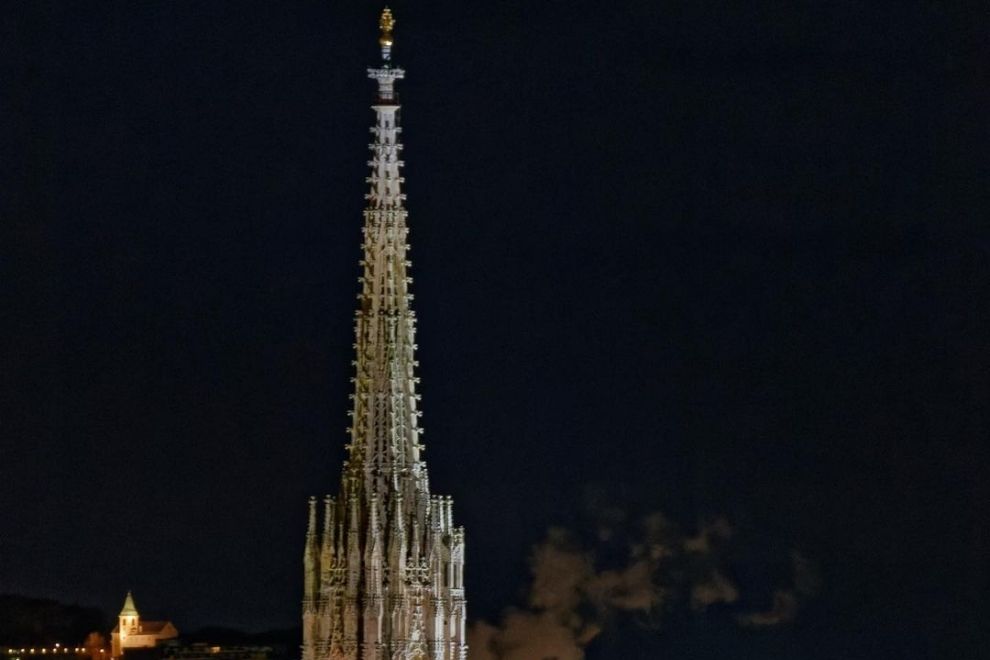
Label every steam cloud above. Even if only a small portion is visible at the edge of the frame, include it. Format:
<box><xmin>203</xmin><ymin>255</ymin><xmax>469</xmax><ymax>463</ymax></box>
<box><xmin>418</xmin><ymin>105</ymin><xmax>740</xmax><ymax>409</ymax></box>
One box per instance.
<box><xmin>470</xmin><ymin>511</ymin><xmax>817</xmax><ymax>659</ymax></box>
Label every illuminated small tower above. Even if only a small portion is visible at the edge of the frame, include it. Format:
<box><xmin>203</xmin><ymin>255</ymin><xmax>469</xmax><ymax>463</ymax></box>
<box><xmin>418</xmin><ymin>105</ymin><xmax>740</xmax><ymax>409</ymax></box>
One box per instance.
<box><xmin>110</xmin><ymin>591</ymin><xmax>177</xmax><ymax>659</ymax></box>
<box><xmin>118</xmin><ymin>591</ymin><xmax>139</xmax><ymax>640</ymax></box>
<box><xmin>302</xmin><ymin>8</ymin><xmax>468</xmax><ymax>660</ymax></box>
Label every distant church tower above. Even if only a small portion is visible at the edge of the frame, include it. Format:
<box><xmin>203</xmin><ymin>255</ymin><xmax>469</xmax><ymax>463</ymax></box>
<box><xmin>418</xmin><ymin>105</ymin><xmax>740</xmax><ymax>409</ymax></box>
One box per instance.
<box><xmin>118</xmin><ymin>591</ymin><xmax>139</xmax><ymax>639</ymax></box>
<box><xmin>302</xmin><ymin>8</ymin><xmax>467</xmax><ymax>660</ymax></box>
<box><xmin>110</xmin><ymin>591</ymin><xmax>178</xmax><ymax>659</ymax></box>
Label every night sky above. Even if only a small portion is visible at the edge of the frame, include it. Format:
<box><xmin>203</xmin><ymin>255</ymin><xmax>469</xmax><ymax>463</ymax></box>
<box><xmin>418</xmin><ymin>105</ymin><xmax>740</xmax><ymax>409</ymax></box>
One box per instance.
<box><xmin>3</xmin><ymin>1</ymin><xmax>988</xmax><ymax>658</ymax></box>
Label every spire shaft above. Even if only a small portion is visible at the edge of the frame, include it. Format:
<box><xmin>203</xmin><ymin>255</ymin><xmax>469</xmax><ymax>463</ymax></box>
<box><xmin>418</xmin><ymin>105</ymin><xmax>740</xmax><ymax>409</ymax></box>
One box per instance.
<box><xmin>349</xmin><ymin>17</ymin><xmax>411</xmax><ymax>486</ymax></box>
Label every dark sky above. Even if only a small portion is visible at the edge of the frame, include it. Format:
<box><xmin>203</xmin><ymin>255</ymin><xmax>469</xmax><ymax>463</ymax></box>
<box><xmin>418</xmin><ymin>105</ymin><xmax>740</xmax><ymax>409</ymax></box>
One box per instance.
<box><xmin>3</xmin><ymin>1</ymin><xmax>987</xmax><ymax>658</ymax></box>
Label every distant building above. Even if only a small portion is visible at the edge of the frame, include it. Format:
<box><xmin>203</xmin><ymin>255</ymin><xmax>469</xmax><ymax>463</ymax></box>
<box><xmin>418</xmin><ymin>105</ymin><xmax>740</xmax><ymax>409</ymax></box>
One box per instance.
<box><xmin>110</xmin><ymin>592</ymin><xmax>177</xmax><ymax>659</ymax></box>
<box><xmin>159</xmin><ymin>642</ymin><xmax>276</xmax><ymax>660</ymax></box>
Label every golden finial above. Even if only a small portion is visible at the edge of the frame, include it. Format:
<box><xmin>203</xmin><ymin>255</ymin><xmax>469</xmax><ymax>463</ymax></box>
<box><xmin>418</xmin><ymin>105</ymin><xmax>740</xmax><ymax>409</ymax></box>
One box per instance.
<box><xmin>379</xmin><ymin>7</ymin><xmax>395</xmax><ymax>49</ymax></box>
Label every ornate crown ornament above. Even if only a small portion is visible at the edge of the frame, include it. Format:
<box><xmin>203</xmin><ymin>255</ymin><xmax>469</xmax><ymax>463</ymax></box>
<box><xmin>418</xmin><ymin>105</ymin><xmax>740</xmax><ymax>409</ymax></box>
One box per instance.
<box><xmin>379</xmin><ymin>7</ymin><xmax>395</xmax><ymax>48</ymax></box>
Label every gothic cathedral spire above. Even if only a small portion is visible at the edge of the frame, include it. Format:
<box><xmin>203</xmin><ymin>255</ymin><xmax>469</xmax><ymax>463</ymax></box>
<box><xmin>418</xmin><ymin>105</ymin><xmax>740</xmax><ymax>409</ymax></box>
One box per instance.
<box><xmin>303</xmin><ymin>9</ymin><xmax>468</xmax><ymax>660</ymax></box>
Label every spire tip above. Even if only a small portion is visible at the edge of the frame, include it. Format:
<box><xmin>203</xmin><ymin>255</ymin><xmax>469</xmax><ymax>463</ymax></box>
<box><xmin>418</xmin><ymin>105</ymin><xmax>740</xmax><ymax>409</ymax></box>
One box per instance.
<box><xmin>379</xmin><ymin>7</ymin><xmax>395</xmax><ymax>61</ymax></box>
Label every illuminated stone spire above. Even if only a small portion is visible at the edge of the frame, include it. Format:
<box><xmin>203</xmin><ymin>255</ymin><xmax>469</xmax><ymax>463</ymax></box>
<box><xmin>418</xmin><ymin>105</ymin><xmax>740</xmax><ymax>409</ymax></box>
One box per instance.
<box><xmin>347</xmin><ymin>4</ymin><xmax>417</xmax><ymax>488</ymax></box>
<box><xmin>304</xmin><ymin>9</ymin><xmax>468</xmax><ymax>660</ymax></box>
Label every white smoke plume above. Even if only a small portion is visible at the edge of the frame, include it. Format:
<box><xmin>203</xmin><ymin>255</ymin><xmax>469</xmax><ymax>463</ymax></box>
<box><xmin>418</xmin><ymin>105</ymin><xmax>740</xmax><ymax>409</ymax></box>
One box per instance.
<box><xmin>469</xmin><ymin>514</ymin><xmax>732</xmax><ymax>659</ymax></box>
<box><xmin>470</xmin><ymin>511</ymin><xmax>817</xmax><ymax>660</ymax></box>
